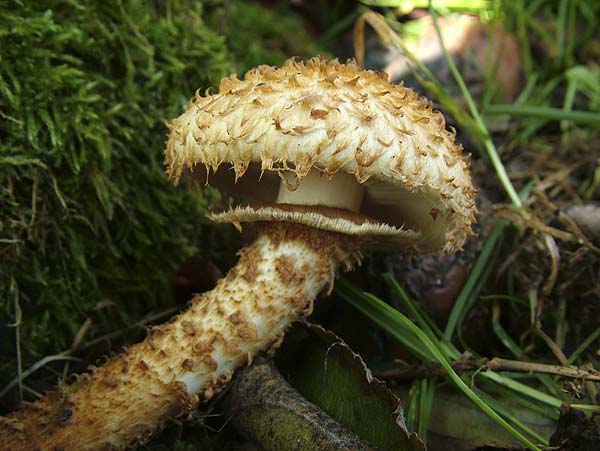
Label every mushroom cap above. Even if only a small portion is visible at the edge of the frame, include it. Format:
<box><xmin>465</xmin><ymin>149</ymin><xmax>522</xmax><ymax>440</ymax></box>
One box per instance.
<box><xmin>166</xmin><ymin>57</ymin><xmax>477</xmax><ymax>253</ymax></box>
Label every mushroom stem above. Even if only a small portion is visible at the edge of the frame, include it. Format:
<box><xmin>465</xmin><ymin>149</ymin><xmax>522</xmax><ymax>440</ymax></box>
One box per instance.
<box><xmin>276</xmin><ymin>169</ymin><xmax>365</xmax><ymax>212</ymax></box>
<box><xmin>0</xmin><ymin>222</ymin><xmax>361</xmax><ymax>450</ymax></box>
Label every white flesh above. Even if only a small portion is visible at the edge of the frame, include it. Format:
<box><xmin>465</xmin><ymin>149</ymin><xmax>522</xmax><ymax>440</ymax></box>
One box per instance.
<box><xmin>276</xmin><ymin>169</ymin><xmax>364</xmax><ymax>212</ymax></box>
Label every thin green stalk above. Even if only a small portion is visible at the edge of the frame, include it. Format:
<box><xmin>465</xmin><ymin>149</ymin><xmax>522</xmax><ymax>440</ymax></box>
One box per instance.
<box><xmin>336</xmin><ymin>282</ymin><xmax>433</xmax><ymax>362</ymax></box>
<box><xmin>516</xmin><ymin>0</ymin><xmax>533</xmax><ymax>77</ymax></box>
<box><xmin>566</xmin><ymin>326</ymin><xmax>600</xmax><ymax>365</ymax></box>
<box><xmin>429</xmin><ymin>5</ymin><xmax>522</xmax><ymax>207</ymax></box>
<box><xmin>492</xmin><ymin>302</ymin><xmax>523</xmax><ymax>357</ymax></box>
<box><xmin>481</xmin><ymin>380</ymin><xmax>559</xmax><ymax>421</ymax></box>
<box><xmin>406</xmin><ymin>381</ymin><xmax>420</xmax><ymax>431</ymax></box>
<box><xmin>384</xmin><ymin>275</ymin><xmax>445</xmax><ymax>341</ymax></box>
<box><xmin>0</xmin><ymin>353</ymin><xmax>81</xmax><ymax>400</ymax></box>
<box><xmin>337</xmin><ymin>282</ymin><xmax>542</xmax><ymax>450</ymax></box>
<box><xmin>402</xmin><ymin>312</ymin><xmax>541</xmax><ymax>449</ymax></box>
<box><xmin>556</xmin><ymin>0</ymin><xmax>568</xmax><ymax>65</ymax></box>
<box><xmin>491</xmin><ymin>302</ymin><xmax>561</xmax><ymax>398</ymax></box>
<box><xmin>480</xmin><ymin>372</ymin><xmax>561</xmax><ymax>409</ymax></box>
<box><xmin>455</xmin><ymin>249</ymin><xmax>498</xmax><ymax>348</ymax></box>
<box><xmin>481</xmin><ymin>294</ymin><xmax>529</xmax><ymax>307</ymax></box>
<box><xmin>523</xmin><ymin>9</ymin><xmax>554</xmax><ymax>51</ymax></box>
<box><xmin>384</xmin><ymin>274</ymin><xmax>459</xmax><ymax>359</ymax></box>
<box><xmin>513</xmin><ymin>73</ymin><xmax>539</xmax><ymax>105</ymax></box>
<box><xmin>418</xmin><ymin>378</ymin><xmax>436</xmax><ymax>441</ymax></box>
<box><xmin>474</xmin><ymin>386</ymin><xmax>551</xmax><ymax>444</ymax></box>
<box><xmin>565</xmin><ymin>0</ymin><xmax>577</xmax><ymax>67</ymax></box>
<box><xmin>444</xmin><ymin>220</ymin><xmax>507</xmax><ymax>340</ymax></box>
<box><xmin>571</xmin><ymin>404</ymin><xmax>600</xmax><ymax>412</ymax></box>
<box><xmin>485</xmin><ymin>104</ymin><xmax>600</xmax><ymax>125</ymax></box>
<box><xmin>10</xmin><ymin>278</ymin><xmax>23</xmax><ymax>402</ymax></box>
<box><xmin>317</xmin><ymin>9</ymin><xmax>361</xmax><ymax>46</ymax></box>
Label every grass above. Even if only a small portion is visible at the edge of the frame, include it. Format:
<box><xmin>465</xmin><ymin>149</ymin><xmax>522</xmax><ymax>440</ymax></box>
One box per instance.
<box><xmin>336</xmin><ymin>279</ymin><xmax>544</xmax><ymax>450</ymax></box>
<box><xmin>444</xmin><ymin>220</ymin><xmax>510</xmax><ymax>340</ymax></box>
<box><xmin>354</xmin><ymin>9</ymin><xmax>523</xmax><ymax>207</ymax></box>
<box><xmin>342</xmin><ymin>0</ymin><xmax>600</xmax><ymax>447</ymax></box>
<box><xmin>336</xmin><ymin>265</ymin><xmax>599</xmax><ymax>447</ymax></box>
<box><xmin>484</xmin><ymin>104</ymin><xmax>600</xmax><ymax>125</ymax></box>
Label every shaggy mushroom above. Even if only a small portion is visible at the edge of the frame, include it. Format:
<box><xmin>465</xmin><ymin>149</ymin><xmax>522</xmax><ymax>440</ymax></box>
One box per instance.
<box><xmin>0</xmin><ymin>57</ymin><xmax>476</xmax><ymax>450</ymax></box>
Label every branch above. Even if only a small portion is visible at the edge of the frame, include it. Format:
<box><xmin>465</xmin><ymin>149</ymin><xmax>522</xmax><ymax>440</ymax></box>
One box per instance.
<box><xmin>375</xmin><ymin>355</ymin><xmax>600</xmax><ymax>382</ymax></box>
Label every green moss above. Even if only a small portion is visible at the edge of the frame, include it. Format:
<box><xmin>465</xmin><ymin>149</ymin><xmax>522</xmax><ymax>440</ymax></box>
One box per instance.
<box><xmin>0</xmin><ymin>1</ymin><xmax>233</xmax><ymax>371</ymax></box>
<box><xmin>210</xmin><ymin>0</ymin><xmax>320</xmax><ymax>72</ymax></box>
<box><xmin>0</xmin><ymin>0</ymin><xmax>318</xmax><ymax>397</ymax></box>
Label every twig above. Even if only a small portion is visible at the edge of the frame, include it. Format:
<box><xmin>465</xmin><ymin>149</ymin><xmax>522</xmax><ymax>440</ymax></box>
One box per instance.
<box><xmin>9</xmin><ymin>278</ymin><xmax>23</xmax><ymax>402</ymax></box>
<box><xmin>494</xmin><ymin>205</ymin><xmax>580</xmax><ymax>243</ymax></box>
<box><xmin>0</xmin><ymin>353</ymin><xmax>80</xmax><ymax>400</ymax></box>
<box><xmin>375</xmin><ymin>355</ymin><xmax>600</xmax><ymax>383</ymax></box>
<box><xmin>487</xmin><ymin>358</ymin><xmax>598</xmax><ymax>380</ymax></box>
<box><xmin>78</xmin><ymin>306</ymin><xmax>180</xmax><ymax>352</ymax></box>
<box><xmin>534</xmin><ymin>327</ymin><xmax>569</xmax><ymax>366</ymax></box>
<box><xmin>0</xmin><ymin>307</ymin><xmax>179</xmax><ymax>401</ymax></box>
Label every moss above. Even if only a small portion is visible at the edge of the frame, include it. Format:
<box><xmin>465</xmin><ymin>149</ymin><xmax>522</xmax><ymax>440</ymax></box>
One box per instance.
<box><xmin>0</xmin><ymin>0</ymin><xmax>318</xmax><ymax>403</ymax></box>
<box><xmin>209</xmin><ymin>0</ymin><xmax>320</xmax><ymax>72</ymax></box>
<box><xmin>0</xmin><ymin>0</ymin><xmax>231</xmax><ymax>370</ymax></box>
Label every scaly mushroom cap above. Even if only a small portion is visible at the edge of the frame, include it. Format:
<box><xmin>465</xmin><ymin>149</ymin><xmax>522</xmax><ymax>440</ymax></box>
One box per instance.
<box><xmin>166</xmin><ymin>57</ymin><xmax>477</xmax><ymax>253</ymax></box>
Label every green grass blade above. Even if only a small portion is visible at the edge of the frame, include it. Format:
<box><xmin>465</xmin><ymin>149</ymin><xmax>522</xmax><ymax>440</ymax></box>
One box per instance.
<box><xmin>428</xmin><ymin>5</ymin><xmax>523</xmax><ymax>207</ymax></box>
<box><xmin>480</xmin><ymin>379</ymin><xmax>559</xmax><ymax>421</ymax></box>
<box><xmin>337</xmin><ymin>281</ymin><xmax>542</xmax><ymax>450</ymax></box>
<box><xmin>445</xmin><ymin>182</ymin><xmax>534</xmax><ymax>342</ymax></box>
<box><xmin>491</xmin><ymin>302</ymin><xmax>562</xmax><ymax>398</ymax></box>
<box><xmin>418</xmin><ymin>378</ymin><xmax>436</xmax><ymax>441</ymax></box>
<box><xmin>516</xmin><ymin>0</ymin><xmax>533</xmax><ymax>77</ymax></box>
<box><xmin>485</xmin><ymin>104</ymin><xmax>600</xmax><ymax>124</ymax></box>
<box><xmin>571</xmin><ymin>404</ymin><xmax>600</xmax><ymax>413</ymax></box>
<box><xmin>317</xmin><ymin>9</ymin><xmax>362</xmax><ymax>47</ymax></box>
<box><xmin>474</xmin><ymin>387</ymin><xmax>551</xmax><ymax>444</ymax></box>
<box><xmin>444</xmin><ymin>220</ymin><xmax>508</xmax><ymax>340</ymax></box>
<box><xmin>480</xmin><ymin>372</ymin><xmax>561</xmax><ymax>409</ymax></box>
<box><xmin>492</xmin><ymin>302</ymin><xmax>523</xmax><ymax>357</ymax></box>
<box><xmin>405</xmin><ymin>381</ymin><xmax>420</xmax><ymax>431</ymax></box>
<box><xmin>566</xmin><ymin>326</ymin><xmax>600</xmax><ymax>365</ymax></box>
<box><xmin>481</xmin><ymin>294</ymin><xmax>529</xmax><ymax>307</ymax></box>
<box><xmin>556</xmin><ymin>0</ymin><xmax>568</xmax><ymax>65</ymax></box>
<box><xmin>336</xmin><ymin>280</ymin><xmax>433</xmax><ymax>362</ymax></box>
<box><xmin>383</xmin><ymin>273</ymin><xmax>460</xmax><ymax>359</ymax></box>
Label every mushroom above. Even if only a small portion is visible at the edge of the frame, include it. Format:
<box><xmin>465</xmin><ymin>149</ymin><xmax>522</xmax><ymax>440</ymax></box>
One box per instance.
<box><xmin>0</xmin><ymin>57</ymin><xmax>476</xmax><ymax>450</ymax></box>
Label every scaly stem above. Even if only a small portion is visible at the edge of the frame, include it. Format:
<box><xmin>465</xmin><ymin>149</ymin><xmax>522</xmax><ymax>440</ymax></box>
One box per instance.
<box><xmin>0</xmin><ymin>223</ymin><xmax>360</xmax><ymax>450</ymax></box>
